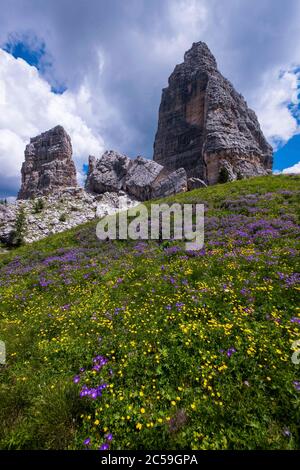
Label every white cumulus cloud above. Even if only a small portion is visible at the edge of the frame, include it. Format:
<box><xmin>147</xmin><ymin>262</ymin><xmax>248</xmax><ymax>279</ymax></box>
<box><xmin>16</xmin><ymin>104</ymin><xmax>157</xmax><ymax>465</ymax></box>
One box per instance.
<box><xmin>0</xmin><ymin>49</ymin><xmax>105</xmax><ymax>195</ymax></box>
<box><xmin>282</xmin><ymin>161</ymin><xmax>300</xmax><ymax>174</ymax></box>
<box><xmin>252</xmin><ymin>67</ymin><xmax>300</xmax><ymax>149</ymax></box>
<box><xmin>151</xmin><ymin>0</ymin><xmax>208</xmax><ymax>63</ymax></box>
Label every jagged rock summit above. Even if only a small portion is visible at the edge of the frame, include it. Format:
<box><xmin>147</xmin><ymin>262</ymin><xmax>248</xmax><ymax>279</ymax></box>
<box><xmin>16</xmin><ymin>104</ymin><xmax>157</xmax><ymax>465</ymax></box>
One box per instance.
<box><xmin>153</xmin><ymin>41</ymin><xmax>273</xmax><ymax>184</ymax></box>
<box><xmin>18</xmin><ymin>125</ymin><xmax>78</xmax><ymax>199</ymax></box>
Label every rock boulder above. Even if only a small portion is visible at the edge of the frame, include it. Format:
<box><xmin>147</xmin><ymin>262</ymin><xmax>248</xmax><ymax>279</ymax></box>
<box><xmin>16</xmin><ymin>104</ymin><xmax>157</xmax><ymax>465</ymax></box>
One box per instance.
<box><xmin>152</xmin><ymin>168</ymin><xmax>187</xmax><ymax>199</ymax></box>
<box><xmin>86</xmin><ymin>151</ymin><xmax>187</xmax><ymax>200</ymax></box>
<box><xmin>85</xmin><ymin>150</ymin><xmax>130</xmax><ymax>194</ymax></box>
<box><xmin>125</xmin><ymin>157</ymin><xmax>164</xmax><ymax>200</ymax></box>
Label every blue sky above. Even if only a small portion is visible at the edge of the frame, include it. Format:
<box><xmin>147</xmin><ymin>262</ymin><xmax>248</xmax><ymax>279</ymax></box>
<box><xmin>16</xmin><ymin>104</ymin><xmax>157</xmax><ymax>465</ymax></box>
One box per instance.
<box><xmin>3</xmin><ymin>34</ymin><xmax>67</xmax><ymax>94</ymax></box>
<box><xmin>274</xmin><ymin>135</ymin><xmax>300</xmax><ymax>171</ymax></box>
<box><xmin>0</xmin><ymin>0</ymin><xmax>299</xmax><ymax>197</ymax></box>
<box><xmin>4</xmin><ymin>38</ymin><xmax>45</xmax><ymax>69</ymax></box>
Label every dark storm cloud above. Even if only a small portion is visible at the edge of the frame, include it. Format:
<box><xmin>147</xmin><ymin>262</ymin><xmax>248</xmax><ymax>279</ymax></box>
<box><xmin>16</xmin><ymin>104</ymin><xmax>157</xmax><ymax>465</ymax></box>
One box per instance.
<box><xmin>0</xmin><ymin>174</ymin><xmax>20</xmax><ymax>198</ymax></box>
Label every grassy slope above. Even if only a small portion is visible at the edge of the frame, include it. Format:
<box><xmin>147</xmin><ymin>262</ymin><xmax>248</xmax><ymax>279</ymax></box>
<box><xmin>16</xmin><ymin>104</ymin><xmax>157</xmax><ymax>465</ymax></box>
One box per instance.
<box><xmin>0</xmin><ymin>175</ymin><xmax>299</xmax><ymax>450</ymax></box>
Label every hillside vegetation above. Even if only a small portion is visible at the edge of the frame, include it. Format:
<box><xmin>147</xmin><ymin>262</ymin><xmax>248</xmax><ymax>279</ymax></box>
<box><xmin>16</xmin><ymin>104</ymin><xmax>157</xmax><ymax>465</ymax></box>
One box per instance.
<box><xmin>0</xmin><ymin>175</ymin><xmax>299</xmax><ymax>450</ymax></box>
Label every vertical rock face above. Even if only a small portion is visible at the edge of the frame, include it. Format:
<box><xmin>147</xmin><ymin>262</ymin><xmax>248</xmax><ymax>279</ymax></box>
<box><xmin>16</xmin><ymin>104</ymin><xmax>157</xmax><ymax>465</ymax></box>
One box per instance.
<box><xmin>18</xmin><ymin>125</ymin><xmax>77</xmax><ymax>199</ymax></box>
<box><xmin>124</xmin><ymin>156</ymin><xmax>165</xmax><ymax>200</ymax></box>
<box><xmin>85</xmin><ymin>150</ymin><xmax>131</xmax><ymax>194</ymax></box>
<box><xmin>153</xmin><ymin>42</ymin><xmax>273</xmax><ymax>184</ymax></box>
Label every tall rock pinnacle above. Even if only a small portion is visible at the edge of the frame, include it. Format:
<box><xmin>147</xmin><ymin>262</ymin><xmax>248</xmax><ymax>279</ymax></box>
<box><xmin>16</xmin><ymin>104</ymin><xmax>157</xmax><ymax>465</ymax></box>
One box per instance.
<box><xmin>153</xmin><ymin>42</ymin><xmax>273</xmax><ymax>184</ymax></box>
<box><xmin>18</xmin><ymin>125</ymin><xmax>78</xmax><ymax>199</ymax></box>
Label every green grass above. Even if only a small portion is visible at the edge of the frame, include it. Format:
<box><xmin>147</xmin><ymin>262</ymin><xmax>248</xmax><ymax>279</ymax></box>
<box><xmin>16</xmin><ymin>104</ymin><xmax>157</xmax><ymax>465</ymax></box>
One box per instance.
<box><xmin>0</xmin><ymin>174</ymin><xmax>299</xmax><ymax>450</ymax></box>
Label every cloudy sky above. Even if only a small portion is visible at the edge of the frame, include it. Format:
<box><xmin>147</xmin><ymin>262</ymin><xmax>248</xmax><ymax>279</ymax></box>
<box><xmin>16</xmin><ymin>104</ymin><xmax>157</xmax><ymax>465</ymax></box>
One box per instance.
<box><xmin>0</xmin><ymin>0</ymin><xmax>299</xmax><ymax>197</ymax></box>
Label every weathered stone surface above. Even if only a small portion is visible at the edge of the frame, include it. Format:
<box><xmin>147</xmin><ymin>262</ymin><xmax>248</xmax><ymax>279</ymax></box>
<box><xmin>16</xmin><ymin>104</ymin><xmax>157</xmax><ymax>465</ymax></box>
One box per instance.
<box><xmin>152</xmin><ymin>168</ymin><xmax>187</xmax><ymax>199</ymax></box>
<box><xmin>0</xmin><ymin>204</ymin><xmax>15</xmax><ymax>245</ymax></box>
<box><xmin>187</xmin><ymin>177</ymin><xmax>207</xmax><ymax>191</ymax></box>
<box><xmin>153</xmin><ymin>42</ymin><xmax>273</xmax><ymax>184</ymax></box>
<box><xmin>95</xmin><ymin>191</ymin><xmax>139</xmax><ymax>218</ymax></box>
<box><xmin>85</xmin><ymin>150</ymin><xmax>130</xmax><ymax>194</ymax></box>
<box><xmin>125</xmin><ymin>156</ymin><xmax>164</xmax><ymax>200</ymax></box>
<box><xmin>18</xmin><ymin>125</ymin><xmax>77</xmax><ymax>199</ymax></box>
<box><xmin>87</xmin><ymin>155</ymin><xmax>97</xmax><ymax>175</ymax></box>
<box><xmin>86</xmin><ymin>151</ymin><xmax>187</xmax><ymax>200</ymax></box>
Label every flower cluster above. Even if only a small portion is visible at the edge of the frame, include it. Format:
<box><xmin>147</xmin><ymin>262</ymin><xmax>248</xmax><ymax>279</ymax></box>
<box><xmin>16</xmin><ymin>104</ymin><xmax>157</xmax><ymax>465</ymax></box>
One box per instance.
<box><xmin>80</xmin><ymin>383</ymin><xmax>108</xmax><ymax>399</ymax></box>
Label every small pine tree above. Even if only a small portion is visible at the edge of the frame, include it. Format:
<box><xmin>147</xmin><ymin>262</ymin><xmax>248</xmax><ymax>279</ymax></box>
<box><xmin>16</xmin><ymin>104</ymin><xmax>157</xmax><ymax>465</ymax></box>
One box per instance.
<box><xmin>10</xmin><ymin>207</ymin><xmax>27</xmax><ymax>247</ymax></box>
<box><xmin>33</xmin><ymin>198</ymin><xmax>45</xmax><ymax>213</ymax></box>
<box><xmin>218</xmin><ymin>166</ymin><xmax>230</xmax><ymax>184</ymax></box>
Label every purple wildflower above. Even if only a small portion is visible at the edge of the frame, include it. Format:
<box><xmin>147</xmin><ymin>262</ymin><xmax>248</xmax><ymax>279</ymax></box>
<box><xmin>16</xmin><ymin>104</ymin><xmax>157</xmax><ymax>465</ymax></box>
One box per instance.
<box><xmin>293</xmin><ymin>381</ymin><xmax>300</xmax><ymax>392</ymax></box>
<box><xmin>99</xmin><ymin>443</ymin><xmax>109</xmax><ymax>450</ymax></box>
<box><xmin>80</xmin><ymin>383</ymin><xmax>108</xmax><ymax>399</ymax></box>
<box><xmin>92</xmin><ymin>355</ymin><xmax>108</xmax><ymax>371</ymax></box>
<box><xmin>61</xmin><ymin>304</ymin><xmax>70</xmax><ymax>310</ymax></box>
<box><xmin>176</xmin><ymin>302</ymin><xmax>184</xmax><ymax>311</ymax></box>
<box><xmin>226</xmin><ymin>347</ymin><xmax>237</xmax><ymax>357</ymax></box>
<box><xmin>282</xmin><ymin>428</ymin><xmax>291</xmax><ymax>437</ymax></box>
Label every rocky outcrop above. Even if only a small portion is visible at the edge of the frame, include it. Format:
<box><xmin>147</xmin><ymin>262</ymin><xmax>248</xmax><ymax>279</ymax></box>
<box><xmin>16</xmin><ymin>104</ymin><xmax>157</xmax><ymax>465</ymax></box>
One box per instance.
<box><xmin>86</xmin><ymin>151</ymin><xmax>130</xmax><ymax>194</ymax></box>
<box><xmin>0</xmin><ymin>189</ymin><xmax>139</xmax><ymax>245</ymax></box>
<box><xmin>18</xmin><ymin>125</ymin><xmax>77</xmax><ymax>199</ymax></box>
<box><xmin>2</xmin><ymin>125</ymin><xmax>189</xmax><ymax>245</ymax></box>
<box><xmin>95</xmin><ymin>191</ymin><xmax>139</xmax><ymax>218</ymax></box>
<box><xmin>124</xmin><ymin>157</ymin><xmax>164</xmax><ymax>200</ymax></box>
<box><xmin>153</xmin><ymin>42</ymin><xmax>273</xmax><ymax>184</ymax></box>
<box><xmin>86</xmin><ymin>151</ymin><xmax>187</xmax><ymax>200</ymax></box>
<box><xmin>151</xmin><ymin>168</ymin><xmax>187</xmax><ymax>199</ymax></box>
<box><xmin>0</xmin><ymin>204</ymin><xmax>16</xmax><ymax>245</ymax></box>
